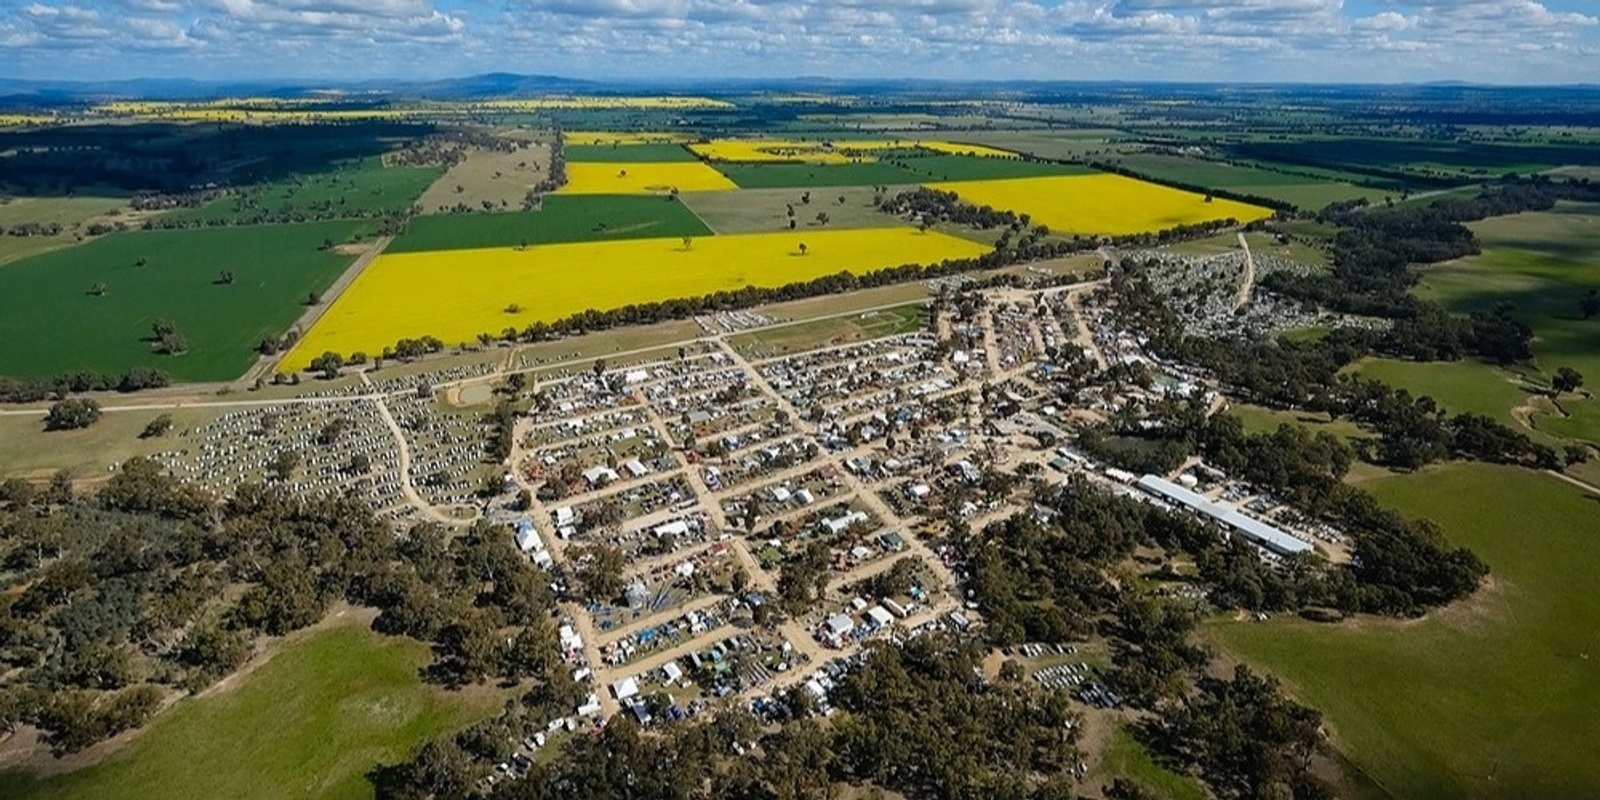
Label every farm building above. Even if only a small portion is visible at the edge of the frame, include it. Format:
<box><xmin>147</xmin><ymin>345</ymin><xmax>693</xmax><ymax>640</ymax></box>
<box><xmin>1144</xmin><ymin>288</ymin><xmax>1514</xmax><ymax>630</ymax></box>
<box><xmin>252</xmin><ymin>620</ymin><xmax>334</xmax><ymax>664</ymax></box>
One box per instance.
<box><xmin>1135</xmin><ymin>474</ymin><xmax>1312</xmax><ymax>556</ymax></box>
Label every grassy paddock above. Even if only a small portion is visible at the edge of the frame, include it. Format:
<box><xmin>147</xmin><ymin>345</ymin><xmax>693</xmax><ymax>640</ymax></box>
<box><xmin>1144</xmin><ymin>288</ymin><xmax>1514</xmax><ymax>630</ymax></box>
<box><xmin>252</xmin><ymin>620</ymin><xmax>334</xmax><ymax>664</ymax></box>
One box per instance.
<box><xmin>678</xmin><ymin>185</ymin><xmax>912</xmax><ymax>235</ymax></box>
<box><xmin>169</xmin><ymin>158</ymin><xmax>441</xmax><ymax>224</ymax></box>
<box><xmin>0</xmin><ymin>221</ymin><xmax>370</xmax><ymax>381</ymax></box>
<box><xmin>390</xmin><ymin>194</ymin><xmax>712</xmax><ymax>252</ymax></box>
<box><xmin>1211</xmin><ymin>463</ymin><xmax>1600</xmax><ymax>799</ymax></box>
<box><xmin>0</xmin><ymin>407</ymin><xmax>221</xmax><ymax>482</ymax></box>
<box><xmin>0</xmin><ymin>616</ymin><xmax>499</xmax><ymax>800</ymax></box>
<box><xmin>727</xmin><ymin>303</ymin><xmax>926</xmax><ymax>359</ymax></box>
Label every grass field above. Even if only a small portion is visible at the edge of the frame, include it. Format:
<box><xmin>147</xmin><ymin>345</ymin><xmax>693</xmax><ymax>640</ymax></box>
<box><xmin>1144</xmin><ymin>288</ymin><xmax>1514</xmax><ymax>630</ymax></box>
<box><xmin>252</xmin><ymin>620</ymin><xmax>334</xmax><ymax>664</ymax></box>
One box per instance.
<box><xmin>1112</xmin><ymin>153</ymin><xmax>1387</xmax><ymax>210</ymax></box>
<box><xmin>1165</xmin><ymin>229</ymin><xmax>1330</xmax><ymax>265</ymax></box>
<box><xmin>390</xmin><ymin>195</ymin><xmax>711</xmax><ymax>252</ymax></box>
<box><xmin>563</xmin><ymin>143</ymin><xmax>697</xmax><ymax>163</ymax></box>
<box><xmin>0</xmin><ymin>616</ymin><xmax>499</xmax><ymax>800</ymax></box>
<box><xmin>1092</xmin><ymin>723</ymin><xmax>1208</xmax><ymax>800</ymax></box>
<box><xmin>0</xmin><ymin>196</ymin><xmax>136</xmax><ymax>265</ymax></box>
<box><xmin>559</xmin><ymin>162</ymin><xmax>738</xmax><ymax>194</ymax></box>
<box><xmin>563</xmin><ymin>131</ymin><xmax>696</xmax><ymax>146</ymax></box>
<box><xmin>1229</xmin><ymin>403</ymin><xmax>1368</xmax><ymax>442</ymax></box>
<box><xmin>727</xmin><ymin>303</ymin><xmax>926</xmax><ymax>359</ymax></box>
<box><xmin>0</xmin><ymin>407</ymin><xmax>221</xmax><ymax>481</ymax></box>
<box><xmin>678</xmin><ymin>185</ymin><xmax>911</xmax><ymax>234</ymax></box>
<box><xmin>1236</xmin><ymin>137</ymin><xmax>1600</xmax><ymax>179</ymax></box>
<box><xmin>713</xmin><ymin>161</ymin><xmax>930</xmax><ymax>189</ymax></box>
<box><xmin>414</xmin><ymin>143</ymin><xmax>551</xmax><ymax>214</ymax></box>
<box><xmin>1352</xmin><ymin>358</ymin><xmax>1538</xmax><ymax>427</ymax></box>
<box><xmin>0</xmin><ymin>221</ymin><xmax>369</xmax><ymax>381</ymax></box>
<box><xmin>169</xmin><ymin>158</ymin><xmax>442</xmax><ymax>224</ymax></box>
<box><xmin>283</xmin><ymin>227</ymin><xmax>989</xmax><ymax>370</ymax></box>
<box><xmin>929</xmin><ymin>174</ymin><xmax>1274</xmax><ymax>236</ymax></box>
<box><xmin>1212</xmin><ymin>464</ymin><xmax>1600</xmax><ymax>799</ymax></box>
<box><xmin>1410</xmin><ymin>203</ymin><xmax>1600</xmax><ymax>443</ymax></box>
<box><xmin>688</xmin><ymin>138</ymin><xmax>1017</xmax><ymax>164</ymax></box>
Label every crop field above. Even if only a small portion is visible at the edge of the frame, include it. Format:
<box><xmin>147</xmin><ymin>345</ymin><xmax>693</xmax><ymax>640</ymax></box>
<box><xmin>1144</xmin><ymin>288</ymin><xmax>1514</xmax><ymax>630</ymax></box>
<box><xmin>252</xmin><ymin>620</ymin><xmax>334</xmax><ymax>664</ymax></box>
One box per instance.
<box><xmin>563</xmin><ymin>131</ymin><xmax>696</xmax><ymax>145</ymax></box>
<box><xmin>414</xmin><ymin>142</ymin><xmax>552</xmax><ymax>213</ymax></box>
<box><xmin>391</xmin><ymin>194</ymin><xmax>712</xmax><ymax>252</ymax></box>
<box><xmin>564</xmin><ymin>143</ymin><xmax>697</xmax><ymax>162</ymax></box>
<box><xmin>283</xmin><ymin>227</ymin><xmax>989</xmax><ymax>369</ymax></box>
<box><xmin>1234</xmin><ymin>137</ymin><xmax>1600</xmax><ymax>179</ymax></box>
<box><xmin>0</xmin><ymin>221</ymin><xmax>368</xmax><ymax>381</ymax></box>
<box><xmin>559</xmin><ymin>161</ymin><xmax>738</xmax><ymax>194</ymax></box>
<box><xmin>713</xmin><ymin>161</ymin><xmax>931</xmax><ymax>189</ymax></box>
<box><xmin>1111</xmin><ymin>153</ymin><xmax>1388</xmax><ymax>209</ymax></box>
<box><xmin>928</xmin><ymin>174</ymin><xmax>1275</xmax><ymax>235</ymax></box>
<box><xmin>0</xmin><ymin>619</ymin><xmax>499</xmax><ymax>800</ymax></box>
<box><xmin>1212</xmin><ymin>464</ymin><xmax>1600</xmax><ymax>799</ymax></box>
<box><xmin>1411</xmin><ymin>203</ymin><xmax>1600</xmax><ymax>442</ymax></box>
<box><xmin>678</xmin><ymin>185</ymin><xmax>911</xmax><ymax>234</ymax></box>
<box><xmin>688</xmin><ymin>138</ymin><xmax>1017</xmax><ymax>163</ymax></box>
<box><xmin>169</xmin><ymin>158</ymin><xmax>442</xmax><ymax>224</ymax></box>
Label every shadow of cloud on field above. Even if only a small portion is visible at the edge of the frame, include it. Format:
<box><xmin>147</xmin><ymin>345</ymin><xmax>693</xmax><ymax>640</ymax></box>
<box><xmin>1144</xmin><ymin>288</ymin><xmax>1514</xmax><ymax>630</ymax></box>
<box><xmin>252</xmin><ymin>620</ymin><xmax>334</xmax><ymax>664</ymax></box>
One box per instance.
<box><xmin>0</xmin><ymin>120</ymin><xmax>439</xmax><ymax>198</ymax></box>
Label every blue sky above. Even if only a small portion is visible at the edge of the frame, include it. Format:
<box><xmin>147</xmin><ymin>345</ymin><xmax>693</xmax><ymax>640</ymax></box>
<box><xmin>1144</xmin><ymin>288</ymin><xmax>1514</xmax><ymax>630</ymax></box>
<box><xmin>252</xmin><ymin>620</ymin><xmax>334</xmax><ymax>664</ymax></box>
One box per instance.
<box><xmin>2</xmin><ymin>0</ymin><xmax>1597</xmax><ymax>84</ymax></box>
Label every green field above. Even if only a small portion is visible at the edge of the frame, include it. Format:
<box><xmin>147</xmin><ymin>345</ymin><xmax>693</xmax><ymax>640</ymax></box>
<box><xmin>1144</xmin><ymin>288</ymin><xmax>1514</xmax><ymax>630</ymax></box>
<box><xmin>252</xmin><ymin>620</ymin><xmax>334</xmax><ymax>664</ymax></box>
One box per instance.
<box><xmin>1234</xmin><ymin>138</ymin><xmax>1600</xmax><ymax>180</ymax></box>
<box><xmin>713</xmin><ymin>161</ymin><xmax>930</xmax><ymax>189</ymax></box>
<box><xmin>1093</xmin><ymin>723</ymin><xmax>1208</xmax><ymax>800</ymax></box>
<box><xmin>727</xmin><ymin>303</ymin><xmax>926</xmax><ymax>358</ymax></box>
<box><xmin>0</xmin><ymin>221</ymin><xmax>368</xmax><ymax>381</ymax></box>
<box><xmin>1112</xmin><ymin>153</ymin><xmax>1387</xmax><ymax>210</ymax></box>
<box><xmin>679</xmin><ymin>185</ymin><xmax>911</xmax><ymax>234</ymax></box>
<box><xmin>1353</xmin><ymin>358</ymin><xmax>1537</xmax><ymax>425</ymax></box>
<box><xmin>168</xmin><ymin>158</ymin><xmax>442</xmax><ymax>224</ymax></box>
<box><xmin>563</xmin><ymin>143</ymin><xmax>697</xmax><ymax>162</ymax></box>
<box><xmin>1411</xmin><ymin>202</ymin><xmax>1600</xmax><ymax>442</ymax></box>
<box><xmin>889</xmin><ymin>154</ymin><xmax>1096</xmax><ymax>183</ymax></box>
<box><xmin>0</xmin><ymin>196</ymin><xmax>133</xmax><ymax>265</ymax></box>
<box><xmin>1212</xmin><ymin>464</ymin><xmax>1600</xmax><ymax>799</ymax></box>
<box><xmin>0</xmin><ymin>619</ymin><xmax>498</xmax><ymax>800</ymax></box>
<box><xmin>389</xmin><ymin>194</ymin><xmax>713</xmax><ymax>252</ymax></box>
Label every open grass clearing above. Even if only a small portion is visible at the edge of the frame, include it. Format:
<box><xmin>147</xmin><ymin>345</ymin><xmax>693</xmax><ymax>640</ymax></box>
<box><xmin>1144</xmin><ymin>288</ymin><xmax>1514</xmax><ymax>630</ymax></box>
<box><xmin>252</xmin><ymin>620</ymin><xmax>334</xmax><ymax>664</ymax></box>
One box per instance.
<box><xmin>559</xmin><ymin>161</ymin><xmax>738</xmax><ymax>194</ymax></box>
<box><xmin>1211</xmin><ymin>463</ymin><xmax>1600</xmax><ymax>800</ymax></box>
<box><xmin>678</xmin><ymin>185</ymin><xmax>911</xmax><ymax>234</ymax></box>
<box><xmin>1350</xmin><ymin>357</ymin><xmax>1542</xmax><ymax>430</ymax></box>
<box><xmin>0</xmin><ymin>407</ymin><xmax>221</xmax><ymax>482</ymax></box>
<box><xmin>0</xmin><ymin>221</ymin><xmax>371</xmax><ymax>381</ymax></box>
<box><xmin>1411</xmin><ymin>202</ymin><xmax>1600</xmax><ymax>443</ymax></box>
<box><xmin>1164</xmin><ymin>229</ymin><xmax>1330</xmax><ymax>265</ymax></box>
<box><xmin>0</xmin><ymin>613</ymin><xmax>500</xmax><ymax>800</ymax></box>
<box><xmin>0</xmin><ymin>196</ymin><xmax>145</xmax><ymax>266</ymax></box>
<box><xmin>390</xmin><ymin>194</ymin><xmax>711</xmax><ymax>252</ymax></box>
<box><xmin>727</xmin><ymin>303</ymin><xmax>926</xmax><ymax>359</ymax></box>
<box><xmin>929</xmin><ymin>174</ymin><xmax>1274</xmax><ymax>236</ymax></box>
<box><xmin>414</xmin><ymin>142</ymin><xmax>551</xmax><ymax>214</ymax></box>
<box><xmin>1229</xmin><ymin>403</ymin><xmax>1369</xmax><ymax>443</ymax></box>
<box><xmin>1088</xmin><ymin>721</ymin><xmax>1209</xmax><ymax>800</ymax></box>
<box><xmin>1111</xmin><ymin>152</ymin><xmax>1388</xmax><ymax>210</ymax></box>
<box><xmin>283</xmin><ymin>227</ymin><xmax>989</xmax><ymax>370</ymax></box>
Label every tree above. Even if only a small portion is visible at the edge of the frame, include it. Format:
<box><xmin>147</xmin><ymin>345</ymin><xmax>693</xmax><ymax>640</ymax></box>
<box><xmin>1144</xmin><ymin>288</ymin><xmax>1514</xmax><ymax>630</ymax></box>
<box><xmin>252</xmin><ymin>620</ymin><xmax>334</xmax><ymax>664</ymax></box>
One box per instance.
<box><xmin>157</xmin><ymin>331</ymin><xmax>188</xmax><ymax>355</ymax></box>
<box><xmin>88</xmin><ymin>281</ymin><xmax>108</xmax><ymax>296</ymax></box>
<box><xmin>0</xmin><ymin>477</ymin><xmax>36</xmax><ymax>507</ymax></box>
<box><xmin>1580</xmin><ymin>289</ymin><xmax>1599</xmax><ymax>320</ymax></box>
<box><xmin>270</xmin><ymin>450</ymin><xmax>301</xmax><ymax>482</ymax></box>
<box><xmin>1552</xmin><ymin>366</ymin><xmax>1584</xmax><ymax>396</ymax></box>
<box><xmin>45</xmin><ymin>398</ymin><xmax>101</xmax><ymax>431</ymax></box>
<box><xmin>798</xmin><ymin>242</ymin><xmax>808</xmax><ymax>256</ymax></box>
<box><xmin>816</xmin><ymin>212</ymin><xmax>830</xmax><ymax>226</ymax></box>
<box><xmin>217</xmin><ymin>270</ymin><xmax>236</xmax><ymax>285</ymax></box>
<box><xmin>141</xmin><ymin>413</ymin><xmax>174</xmax><ymax>439</ymax></box>
<box><xmin>682</xmin><ymin>236</ymin><xmax>693</xmax><ymax>250</ymax></box>
<box><xmin>574</xmin><ymin>544</ymin><xmax>625</xmax><ymax>601</ymax></box>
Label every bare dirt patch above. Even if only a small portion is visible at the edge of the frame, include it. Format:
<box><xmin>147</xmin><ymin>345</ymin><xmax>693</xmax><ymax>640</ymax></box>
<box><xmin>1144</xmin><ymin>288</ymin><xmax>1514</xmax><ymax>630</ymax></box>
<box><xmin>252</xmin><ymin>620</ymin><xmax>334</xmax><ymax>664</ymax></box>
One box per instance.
<box><xmin>417</xmin><ymin>142</ymin><xmax>553</xmax><ymax>214</ymax></box>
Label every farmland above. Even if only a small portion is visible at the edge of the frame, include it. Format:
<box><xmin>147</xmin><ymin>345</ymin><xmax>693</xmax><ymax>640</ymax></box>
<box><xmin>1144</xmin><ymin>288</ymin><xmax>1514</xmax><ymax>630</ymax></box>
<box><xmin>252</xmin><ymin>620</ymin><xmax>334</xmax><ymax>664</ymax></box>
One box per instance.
<box><xmin>282</xmin><ymin>227</ymin><xmax>988</xmax><ymax>369</ymax></box>
<box><xmin>390</xmin><ymin>194</ymin><xmax>711</xmax><ymax>252</ymax></box>
<box><xmin>678</xmin><ymin>185</ymin><xmax>911</xmax><ymax>234</ymax></box>
<box><xmin>687</xmin><ymin>138</ymin><xmax>1018</xmax><ymax>163</ymax></box>
<box><xmin>929</xmin><ymin>174</ymin><xmax>1274</xmax><ymax>235</ymax></box>
<box><xmin>0</xmin><ymin>196</ymin><xmax>136</xmax><ymax>265</ymax></box>
<box><xmin>1212</xmin><ymin>464</ymin><xmax>1600</xmax><ymax>800</ymax></box>
<box><xmin>168</xmin><ymin>158</ymin><xmax>442</xmax><ymax>224</ymax></box>
<box><xmin>714</xmin><ymin>154</ymin><xmax>1087</xmax><ymax>190</ymax></box>
<box><xmin>563</xmin><ymin>143</ymin><xmax>698</xmax><ymax>162</ymax></box>
<box><xmin>0</xmin><ymin>221</ymin><xmax>368</xmax><ymax>381</ymax></box>
<box><xmin>559</xmin><ymin>162</ymin><xmax>739</xmax><ymax>194</ymax></box>
<box><xmin>1110</xmin><ymin>152</ymin><xmax>1390</xmax><ymax>210</ymax></box>
<box><xmin>413</xmin><ymin>141</ymin><xmax>552</xmax><ymax>214</ymax></box>
<box><xmin>0</xmin><ymin>618</ymin><xmax>500</xmax><ymax>800</ymax></box>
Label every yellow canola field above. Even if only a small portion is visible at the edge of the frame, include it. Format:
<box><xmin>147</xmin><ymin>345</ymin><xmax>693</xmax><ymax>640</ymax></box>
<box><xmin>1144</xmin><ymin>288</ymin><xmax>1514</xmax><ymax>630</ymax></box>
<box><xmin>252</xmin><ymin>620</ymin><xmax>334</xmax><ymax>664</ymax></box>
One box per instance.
<box><xmin>282</xmin><ymin>227</ymin><xmax>989</xmax><ymax>370</ymax></box>
<box><xmin>689</xmin><ymin>138</ymin><xmax>1017</xmax><ymax>163</ymax></box>
<box><xmin>559</xmin><ymin>162</ymin><xmax>738</xmax><ymax>194</ymax></box>
<box><xmin>564</xmin><ymin>131</ymin><xmax>697</xmax><ymax>145</ymax></box>
<box><xmin>928</xmin><ymin>174</ymin><xmax>1274</xmax><ymax>236</ymax></box>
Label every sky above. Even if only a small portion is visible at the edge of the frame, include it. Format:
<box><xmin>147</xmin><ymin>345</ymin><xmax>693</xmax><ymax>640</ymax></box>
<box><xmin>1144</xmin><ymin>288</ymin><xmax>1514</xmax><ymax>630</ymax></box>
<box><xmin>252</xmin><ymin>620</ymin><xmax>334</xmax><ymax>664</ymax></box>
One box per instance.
<box><xmin>1</xmin><ymin>0</ymin><xmax>1598</xmax><ymax>85</ymax></box>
